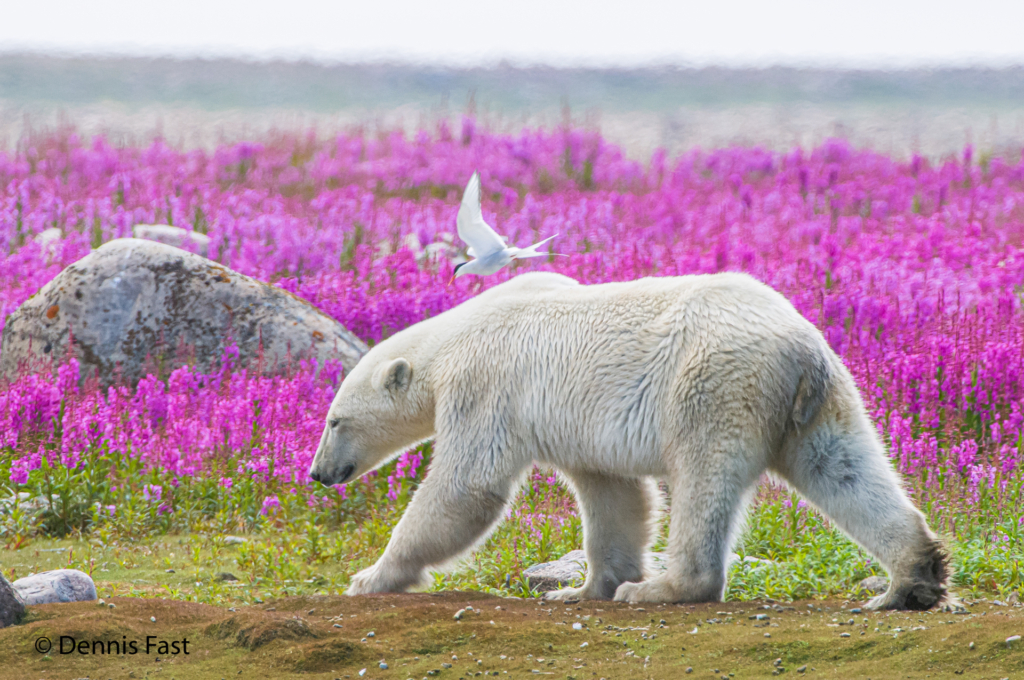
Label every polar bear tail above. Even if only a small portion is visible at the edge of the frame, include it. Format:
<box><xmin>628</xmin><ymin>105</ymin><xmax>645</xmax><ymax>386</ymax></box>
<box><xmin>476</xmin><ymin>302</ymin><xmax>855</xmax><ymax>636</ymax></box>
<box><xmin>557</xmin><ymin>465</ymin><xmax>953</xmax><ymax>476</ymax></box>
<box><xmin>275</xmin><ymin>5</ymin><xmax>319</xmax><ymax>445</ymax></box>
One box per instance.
<box><xmin>790</xmin><ymin>344</ymin><xmax>834</xmax><ymax>430</ymax></box>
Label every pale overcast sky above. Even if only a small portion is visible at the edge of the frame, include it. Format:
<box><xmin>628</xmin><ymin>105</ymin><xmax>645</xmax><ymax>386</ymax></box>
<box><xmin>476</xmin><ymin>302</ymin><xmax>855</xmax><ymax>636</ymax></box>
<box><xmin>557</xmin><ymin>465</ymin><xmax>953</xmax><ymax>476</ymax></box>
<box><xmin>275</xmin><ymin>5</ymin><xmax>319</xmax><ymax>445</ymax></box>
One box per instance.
<box><xmin>2</xmin><ymin>0</ymin><xmax>1023</xmax><ymax>67</ymax></box>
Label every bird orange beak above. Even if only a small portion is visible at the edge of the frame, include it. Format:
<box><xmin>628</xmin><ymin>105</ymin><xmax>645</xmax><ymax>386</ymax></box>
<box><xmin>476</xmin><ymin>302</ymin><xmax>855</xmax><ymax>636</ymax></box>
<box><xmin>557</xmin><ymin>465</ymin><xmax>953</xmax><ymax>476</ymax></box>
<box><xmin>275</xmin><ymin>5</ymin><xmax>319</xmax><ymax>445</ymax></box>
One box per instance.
<box><xmin>448</xmin><ymin>274</ymin><xmax>456</xmax><ymax>286</ymax></box>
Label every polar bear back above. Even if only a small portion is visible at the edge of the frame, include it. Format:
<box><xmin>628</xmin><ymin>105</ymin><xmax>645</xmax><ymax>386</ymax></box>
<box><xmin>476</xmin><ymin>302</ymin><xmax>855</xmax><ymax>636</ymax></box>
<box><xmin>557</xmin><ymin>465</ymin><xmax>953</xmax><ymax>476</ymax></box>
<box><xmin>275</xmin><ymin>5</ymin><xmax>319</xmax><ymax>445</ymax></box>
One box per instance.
<box><xmin>427</xmin><ymin>272</ymin><xmax>839</xmax><ymax>478</ymax></box>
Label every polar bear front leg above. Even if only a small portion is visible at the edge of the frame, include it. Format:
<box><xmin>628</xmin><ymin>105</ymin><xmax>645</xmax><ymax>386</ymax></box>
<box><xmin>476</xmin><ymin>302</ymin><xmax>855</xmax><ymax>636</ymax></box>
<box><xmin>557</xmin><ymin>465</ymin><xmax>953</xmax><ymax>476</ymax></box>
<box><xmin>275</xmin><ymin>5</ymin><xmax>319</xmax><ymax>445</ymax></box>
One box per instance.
<box><xmin>546</xmin><ymin>471</ymin><xmax>658</xmax><ymax>601</ymax></box>
<box><xmin>345</xmin><ymin>467</ymin><xmax>513</xmax><ymax>595</ymax></box>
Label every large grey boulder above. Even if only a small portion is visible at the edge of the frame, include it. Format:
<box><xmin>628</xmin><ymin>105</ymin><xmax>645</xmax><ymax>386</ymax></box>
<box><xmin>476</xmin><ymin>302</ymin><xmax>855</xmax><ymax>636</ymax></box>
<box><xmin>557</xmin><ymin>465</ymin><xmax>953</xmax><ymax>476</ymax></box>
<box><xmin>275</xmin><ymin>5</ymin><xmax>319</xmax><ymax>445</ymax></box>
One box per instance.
<box><xmin>1</xmin><ymin>239</ymin><xmax>367</xmax><ymax>385</ymax></box>
<box><xmin>0</xmin><ymin>574</ymin><xmax>25</xmax><ymax>627</ymax></box>
<box><xmin>12</xmin><ymin>569</ymin><xmax>96</xmax><ymax>605</ymax></box>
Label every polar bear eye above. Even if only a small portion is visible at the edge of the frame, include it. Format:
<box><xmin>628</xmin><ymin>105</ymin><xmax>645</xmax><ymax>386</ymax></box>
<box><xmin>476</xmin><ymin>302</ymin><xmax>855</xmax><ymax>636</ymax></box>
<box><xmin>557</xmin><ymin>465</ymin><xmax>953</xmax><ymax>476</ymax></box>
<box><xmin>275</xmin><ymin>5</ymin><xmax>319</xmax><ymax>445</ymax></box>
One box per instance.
<box><xmin>329</xmin><ymin>418</ymin><xmax>340</xmax><ymax>429</ymax></box>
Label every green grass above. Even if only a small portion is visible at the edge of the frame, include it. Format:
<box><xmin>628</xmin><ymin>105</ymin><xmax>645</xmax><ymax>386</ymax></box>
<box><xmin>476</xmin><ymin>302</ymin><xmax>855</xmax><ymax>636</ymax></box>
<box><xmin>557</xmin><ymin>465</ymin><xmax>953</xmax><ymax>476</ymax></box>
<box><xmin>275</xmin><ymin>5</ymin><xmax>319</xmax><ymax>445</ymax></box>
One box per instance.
<box><xmin>4</xmin><ymin>479</ymin><xmax>1021</xmax><ymax>607</ymax></box>
<box><xmin>3</xmin><ymin>440</ymin><xmax>1023</xmax><ymax>606</ymax></box>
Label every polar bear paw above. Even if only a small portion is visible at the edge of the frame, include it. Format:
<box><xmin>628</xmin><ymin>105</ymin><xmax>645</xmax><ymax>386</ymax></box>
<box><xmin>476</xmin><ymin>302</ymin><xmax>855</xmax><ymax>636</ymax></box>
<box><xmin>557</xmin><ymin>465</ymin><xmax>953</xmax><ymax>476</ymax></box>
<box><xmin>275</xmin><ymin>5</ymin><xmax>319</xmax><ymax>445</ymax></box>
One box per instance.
<box><xmin>613</xmin><ymin>577</ymin><xmax>682</xmax><ymax>604</ymax></box>
<box><xmin>864</xmin><ymin>582</ymin><xmax>950</xmax><ymax>611</ymax></box>
<box><xmin>544</xmin><ymin>585</ymin><xmax>607</xmax><ymax>602</ymax></box>
<box><xmin>346</xmin><ymin>563</ymin><xmax>408</xmax><ymax>595</ymax></box>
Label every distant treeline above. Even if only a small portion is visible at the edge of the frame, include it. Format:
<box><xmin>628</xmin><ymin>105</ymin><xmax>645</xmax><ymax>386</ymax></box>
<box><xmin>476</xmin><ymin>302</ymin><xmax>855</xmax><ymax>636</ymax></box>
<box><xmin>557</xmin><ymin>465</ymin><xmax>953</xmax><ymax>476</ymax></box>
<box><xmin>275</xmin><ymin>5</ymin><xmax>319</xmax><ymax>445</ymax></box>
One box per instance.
<box><xmin>1</xmin><ymin>52</ymin><xmax>1023</xmax><ymax>112</ymax></box>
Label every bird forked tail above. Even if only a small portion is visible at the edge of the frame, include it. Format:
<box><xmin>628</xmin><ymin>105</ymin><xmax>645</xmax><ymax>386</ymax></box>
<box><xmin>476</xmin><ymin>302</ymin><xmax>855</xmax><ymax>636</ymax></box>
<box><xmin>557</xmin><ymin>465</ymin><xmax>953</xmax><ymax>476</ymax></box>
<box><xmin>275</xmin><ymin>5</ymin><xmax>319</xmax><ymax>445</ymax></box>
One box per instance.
<box><xmin>512</xmin><ymin>234</ymin><xmax>558</xmax><ymax>259</ymax></box>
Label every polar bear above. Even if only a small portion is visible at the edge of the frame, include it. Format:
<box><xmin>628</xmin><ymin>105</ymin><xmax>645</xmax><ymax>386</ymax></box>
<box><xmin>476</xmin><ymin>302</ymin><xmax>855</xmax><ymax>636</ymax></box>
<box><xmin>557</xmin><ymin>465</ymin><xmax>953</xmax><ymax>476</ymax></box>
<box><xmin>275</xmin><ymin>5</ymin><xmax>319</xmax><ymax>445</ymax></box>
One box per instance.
<box><xmin>309</xmin><ymin>272</ymin><xmax>948</xmax><ymax>609</ymax></box>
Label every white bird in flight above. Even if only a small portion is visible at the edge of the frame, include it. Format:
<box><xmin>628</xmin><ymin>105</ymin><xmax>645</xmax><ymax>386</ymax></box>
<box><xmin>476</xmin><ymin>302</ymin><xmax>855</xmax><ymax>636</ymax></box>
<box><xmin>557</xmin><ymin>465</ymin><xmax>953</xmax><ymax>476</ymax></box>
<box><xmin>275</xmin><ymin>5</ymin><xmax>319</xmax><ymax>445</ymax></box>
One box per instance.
<box><xmin>449</xmin><ymin>172</ymin><xmax>557</xmax><ymax>283</ymax></box>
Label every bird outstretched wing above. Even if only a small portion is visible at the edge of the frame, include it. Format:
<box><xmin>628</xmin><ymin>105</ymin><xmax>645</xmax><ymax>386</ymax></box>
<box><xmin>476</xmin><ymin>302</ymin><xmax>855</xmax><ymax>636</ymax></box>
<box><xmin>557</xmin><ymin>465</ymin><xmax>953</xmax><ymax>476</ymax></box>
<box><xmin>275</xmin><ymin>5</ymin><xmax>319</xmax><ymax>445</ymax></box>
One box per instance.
<box><xmin>457</xmin><ymin>173</ymin><xmax>507</xmax><ymax>258</ymax></box>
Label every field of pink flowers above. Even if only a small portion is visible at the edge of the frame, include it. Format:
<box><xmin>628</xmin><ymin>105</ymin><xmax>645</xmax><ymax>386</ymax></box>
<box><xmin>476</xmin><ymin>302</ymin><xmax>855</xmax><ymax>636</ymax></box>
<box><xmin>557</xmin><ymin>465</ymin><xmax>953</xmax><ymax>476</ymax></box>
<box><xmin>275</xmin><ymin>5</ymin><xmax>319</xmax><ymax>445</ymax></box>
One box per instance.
<box><xmin>1</xmin><ymin>118</ymin><xmax>1023</xmax><ymax>601</ymax></box>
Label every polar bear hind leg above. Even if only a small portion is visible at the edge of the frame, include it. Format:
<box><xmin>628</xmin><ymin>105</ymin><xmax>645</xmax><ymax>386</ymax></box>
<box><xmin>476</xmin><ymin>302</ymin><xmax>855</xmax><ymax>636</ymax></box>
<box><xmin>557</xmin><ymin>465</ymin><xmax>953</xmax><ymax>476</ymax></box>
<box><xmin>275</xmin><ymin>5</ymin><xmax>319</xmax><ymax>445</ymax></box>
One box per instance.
<box><xmin>775</xmin><ymin>397</ymin><xmax>948</xmax><ymax>610</ymax></box>
<box><xmin>545</xmin><ymin>472</ymin><xmax>659</xmax><ymax>601</ymax></box>
<box><xmin>614</xmin><ymin>434</ymin><xmax>766</xmax><ymax>604</ymax></box>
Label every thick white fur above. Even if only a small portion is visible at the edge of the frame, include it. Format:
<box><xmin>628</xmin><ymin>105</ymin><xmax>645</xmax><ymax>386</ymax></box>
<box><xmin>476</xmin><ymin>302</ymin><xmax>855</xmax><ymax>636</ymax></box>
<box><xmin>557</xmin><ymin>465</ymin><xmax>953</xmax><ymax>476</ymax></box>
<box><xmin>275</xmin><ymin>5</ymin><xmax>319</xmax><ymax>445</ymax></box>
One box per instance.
<box><xmin>309</xmin><ymin>272</ymin><xmax>945</xmax><ymax>608</ymax></box>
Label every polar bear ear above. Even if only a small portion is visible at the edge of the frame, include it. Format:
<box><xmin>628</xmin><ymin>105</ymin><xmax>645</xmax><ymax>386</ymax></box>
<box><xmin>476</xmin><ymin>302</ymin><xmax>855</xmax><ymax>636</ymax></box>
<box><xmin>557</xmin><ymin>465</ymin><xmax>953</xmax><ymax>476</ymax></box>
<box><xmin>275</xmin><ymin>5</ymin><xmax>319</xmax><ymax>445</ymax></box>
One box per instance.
<box><xmin>373</xmin><ymin>358</ymin><xmax>413</xmax><ymax>393</ymax></box>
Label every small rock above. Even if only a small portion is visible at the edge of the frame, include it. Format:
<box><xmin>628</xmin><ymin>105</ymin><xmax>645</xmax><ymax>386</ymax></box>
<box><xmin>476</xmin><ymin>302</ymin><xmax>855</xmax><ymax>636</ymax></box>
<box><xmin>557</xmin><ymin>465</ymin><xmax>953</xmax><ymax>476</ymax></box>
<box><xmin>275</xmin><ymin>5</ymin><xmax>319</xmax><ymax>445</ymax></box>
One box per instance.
<box><xmin>798</xmin><ymin>666</ymin><xmax>807</xmax><ymax>673</ymax></box>
<box><xmin>379</xmin><ymin>662</ymin><xmax>388</xmax><ymax>670</ymax></box>
<box><xmin>367</xmin><ymin>631</ymin><xmax>375</xmax><ymax>637</ymax></box>
<box><xmin>572</xmin><ymin>622</ymin><xmax>583</xmax><ymax>630</ymax></box>
<box><xmin>34</xmin><ymin>228</ymin><xmax>64</xmax><ymax>259</ymax></box>
<box><xmin>840</xmin><ymin>632</ymin><xmax>851</xmax><ymax>638</ymax></box>
<box><xmin>0</xmin><ymin>574</ymin><xmax>25</xmax><ymax>628</ymax></box>
<box><xmin>1009</xmin><ymin>592</ymin><xmax>1020</xmax><ymax>605</ymax></box>
<box><xmin>150</xmin><ymin>616</ymin><xmax>156</xmax><ymax>623</ymax></box>
<box><xmin>579</xmin><ymin>642</ymin><xmax>589</xmax><ymax>648</ymax></box>
<box><xmin>454</xmin><ymin>608</ymin><xmax>467</xmax><ymax>620</ymax></box>
<box><xmin>858</xmin><ymin>575</ymin><xmax>889</xmax><ymax>595</ymax></box>
<box><xmin>358</xmin><ymin>669</ymin><xmax>366</xmax><ymax>677</ymax></box>
<box><xmin>0</xmin><ymin>493</ymin><xmax>50</xmax><ymax>517</ymax></box>
<box><xmin>214</xmin><ymin>572</ymin><xmax>239</xmax><ymax>582</ymax></box>
<box><xmin>1006</xmin><ymin>635</ymin><xmax>1021</xmax><ymax>648</ymax></box>
<box><xmin>685</xmin><ymin>668</ymin><xmax>693</xmax><ymax>674</ymax></box>
<box><xmin>223</xmin><ymin>536</ymin><xmax>248</xmax><ymax>545</ymax></box>
<box><xmin>133</xmin><ymin>224</ymin><xmax>211</xmax><ymax>256</ymax></box>
<box><xmin>523</xmin><ymin>550</ymin><xmax>589</xmax><ymax>592</ymax></box>
<box><xmin>969</xmin><ymin>641</ymin><xmax>975</xmax><ymax>650</ymax></box>
<box><xmin>12</xmin><ymin>569</ymin><xmax>97</xmax><ymax>605</ymax></box>
<box><xmin>165</xmin><ymin>569</ymin><xmax>175</xmax><ymax>574</ymax></box>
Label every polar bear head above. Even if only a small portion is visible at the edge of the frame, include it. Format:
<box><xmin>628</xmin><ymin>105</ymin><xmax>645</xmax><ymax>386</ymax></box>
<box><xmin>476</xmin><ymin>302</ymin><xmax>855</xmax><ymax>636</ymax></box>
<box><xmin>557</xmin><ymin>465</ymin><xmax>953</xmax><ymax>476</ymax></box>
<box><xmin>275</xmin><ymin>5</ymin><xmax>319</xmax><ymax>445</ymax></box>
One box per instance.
<box><xmin>309</xmin><ymin>349</ymin><xmax>432</xmax><ymax>487</ymax></box>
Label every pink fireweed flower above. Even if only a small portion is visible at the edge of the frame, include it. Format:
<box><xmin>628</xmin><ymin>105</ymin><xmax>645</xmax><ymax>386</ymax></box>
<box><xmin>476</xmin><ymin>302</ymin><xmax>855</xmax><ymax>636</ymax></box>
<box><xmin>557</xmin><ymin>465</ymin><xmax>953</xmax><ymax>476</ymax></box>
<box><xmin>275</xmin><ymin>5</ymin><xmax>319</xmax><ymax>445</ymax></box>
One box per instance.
<box><xmin>142</xmin><ymin>484</ymin><xmax>162</xmax><ymax>503</ymax></box>
<box><xmin>955</xmin><ymin>440</ymin><xmax>979</xmax><ymax>473</ymax></box>
<box><xmin>0</xmin><ymin>121</ymin><xmax>1023</xmax><ymax>532</ymax></box>
<box><xmin>218</xmin><ymin>477</ymin><xmax>233</xmax><ymax>489</ymax></box>
<box><xmin>8</xmin><ymin>459</ymin><xmax>30</xmax><ymax>485</ymax></box>
<box><xmin>260</xmin><ymin>495</ymin><xmax>281</xmax><ymax>515</ymax></box>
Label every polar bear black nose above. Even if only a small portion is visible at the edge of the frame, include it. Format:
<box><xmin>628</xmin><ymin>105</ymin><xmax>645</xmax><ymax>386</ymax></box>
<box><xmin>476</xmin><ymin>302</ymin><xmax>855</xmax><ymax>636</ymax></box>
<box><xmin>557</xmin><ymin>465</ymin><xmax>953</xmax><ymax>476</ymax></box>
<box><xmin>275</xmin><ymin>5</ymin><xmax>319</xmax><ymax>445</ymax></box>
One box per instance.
<box><xmin>310</xmin><ymin>471</ymin><xmax>322</xmax><ymax>483</ymax></box>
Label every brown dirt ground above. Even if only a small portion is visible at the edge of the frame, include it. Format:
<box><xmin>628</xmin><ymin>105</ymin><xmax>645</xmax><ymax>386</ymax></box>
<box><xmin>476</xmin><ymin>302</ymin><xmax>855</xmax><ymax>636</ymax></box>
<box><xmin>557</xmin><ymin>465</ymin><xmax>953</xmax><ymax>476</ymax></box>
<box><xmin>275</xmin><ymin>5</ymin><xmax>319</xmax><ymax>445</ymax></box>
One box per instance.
<box><xmin>1</xmin><ymin>592</ymin><xmax>1021</xmax><ymax>680</ymax></box>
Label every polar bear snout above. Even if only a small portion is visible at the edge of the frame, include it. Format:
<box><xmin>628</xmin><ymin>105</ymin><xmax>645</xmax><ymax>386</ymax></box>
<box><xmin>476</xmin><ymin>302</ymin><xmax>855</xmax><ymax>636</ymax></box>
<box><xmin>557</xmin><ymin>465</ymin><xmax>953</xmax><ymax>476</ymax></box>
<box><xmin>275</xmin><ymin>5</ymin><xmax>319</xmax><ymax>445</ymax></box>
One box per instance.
<box><xmin>309</xmin><ymin>424</ymin><xmax>360</xmax><ymax>486</ymax></box>
<box><xmin>310</xmin><ymin>461</ymin><xmax>355</xmax><ymax>487</ymax></box>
